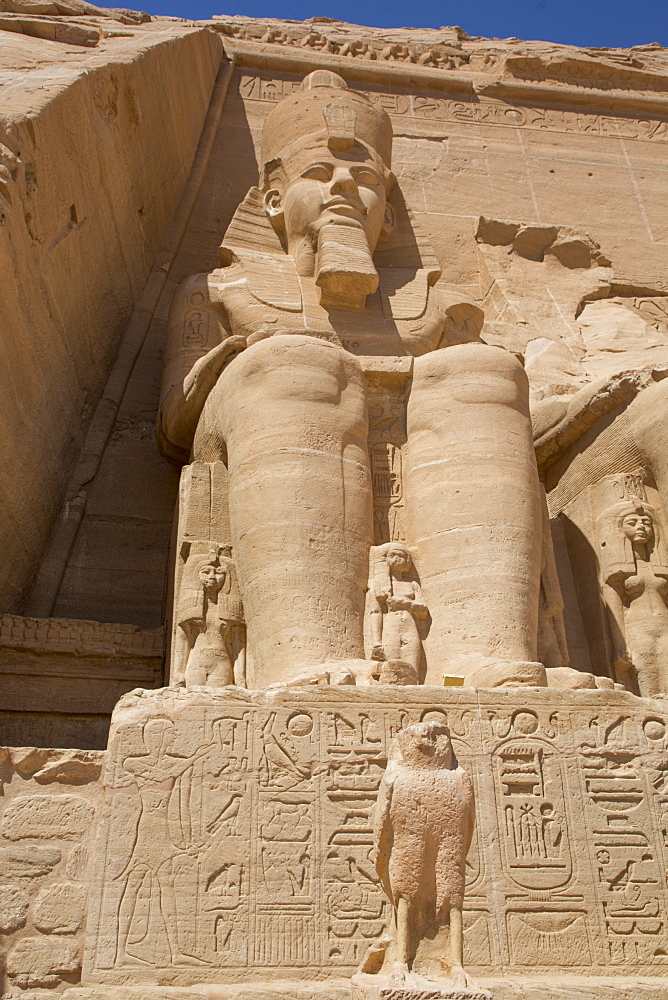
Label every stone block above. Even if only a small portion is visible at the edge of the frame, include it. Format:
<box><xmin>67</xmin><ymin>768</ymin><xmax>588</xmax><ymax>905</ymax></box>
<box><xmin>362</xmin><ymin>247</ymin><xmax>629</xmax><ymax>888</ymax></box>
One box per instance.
<box><xmin>2</xmin><ymin>793</ymin><xmax>94</xmax><ymax>840</ymax></box>
<box><xmin>0</xmin><ymin>883</ymin><xmax>29</xmax><ymax>932</ymax></box>
<box><xmin>34</xmin><ymin>880</ymin><xmax>87</xmax><ymax>933</ymax></box>
<box><xmin>0</xmin><ymin>844</ymin><xmax>61</xmax><ymax>878</ymax></box>
<box><xmin>7</xmin><ymin>935</ymin><xmax>81</xmax><ymax>987</ymax></box>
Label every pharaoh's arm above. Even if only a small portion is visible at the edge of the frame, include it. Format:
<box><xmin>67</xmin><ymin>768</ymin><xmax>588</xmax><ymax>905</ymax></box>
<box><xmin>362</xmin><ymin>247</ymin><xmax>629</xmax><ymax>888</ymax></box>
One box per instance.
<box><xmin>408</xmin><ymin>580</ymin><xmax>429</xmax><ymax>620</ymax></box>
<box><xmin>368</xmin><ymin>590</ymin><xmax>385</xmax><ymax>659</ymax></box>
<box><xmin>433</xmin><ymin>286</ymin><xmax>484</xmax><ymax>348</ymax></box>
<box><xmin>157</xmin><ymin>272</ymin><xmax>246</xmax><ymax>463</ymax></box>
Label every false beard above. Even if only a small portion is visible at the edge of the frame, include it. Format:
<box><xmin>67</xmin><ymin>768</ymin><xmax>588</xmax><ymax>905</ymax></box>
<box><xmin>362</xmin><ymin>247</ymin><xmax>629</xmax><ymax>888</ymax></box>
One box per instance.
<box><xmin>315</xmin><ymin>222</ymin><xmax>378</xmax><ymax>310</ymax></box>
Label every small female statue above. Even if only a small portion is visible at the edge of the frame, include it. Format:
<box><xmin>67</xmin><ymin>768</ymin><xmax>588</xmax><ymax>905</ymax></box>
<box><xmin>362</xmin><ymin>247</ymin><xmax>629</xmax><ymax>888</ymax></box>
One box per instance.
<box><xmin>366</xmin><ymin>543</ymin><xmax>428</xmax><ymax>682</ymax></box>
<box><xmin>598</xmin><ymin>496</ymin><xmax>668</xmax><ymax>696</ymax></box>
<box><xmin>176</xmin><ymin>542</ymin><xmax>245</xmax><ymax>688</ymax></box>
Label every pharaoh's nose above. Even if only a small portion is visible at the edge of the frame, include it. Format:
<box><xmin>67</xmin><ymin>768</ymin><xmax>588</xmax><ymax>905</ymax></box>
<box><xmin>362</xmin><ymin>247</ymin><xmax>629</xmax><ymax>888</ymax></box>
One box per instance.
<box><xmin>330</xmin><ymin>168</ymin><xmax>358</xmax><ymax>195</ymax></box>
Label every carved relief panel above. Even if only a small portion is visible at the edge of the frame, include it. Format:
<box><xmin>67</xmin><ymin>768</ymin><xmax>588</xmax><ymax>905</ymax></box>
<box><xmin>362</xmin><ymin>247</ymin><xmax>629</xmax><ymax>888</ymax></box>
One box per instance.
<box><xmin>84</xmin><ymin>688</ymin><xmax>668</xmax><ymax>983</ymax></box>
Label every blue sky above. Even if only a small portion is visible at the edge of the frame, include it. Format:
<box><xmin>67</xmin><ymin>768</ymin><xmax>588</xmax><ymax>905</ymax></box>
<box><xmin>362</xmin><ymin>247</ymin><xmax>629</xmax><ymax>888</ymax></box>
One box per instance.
<box><xmin>141</xmin><ymin>0</ymin><xmax>667</xmax><ymax>49</ymax></box>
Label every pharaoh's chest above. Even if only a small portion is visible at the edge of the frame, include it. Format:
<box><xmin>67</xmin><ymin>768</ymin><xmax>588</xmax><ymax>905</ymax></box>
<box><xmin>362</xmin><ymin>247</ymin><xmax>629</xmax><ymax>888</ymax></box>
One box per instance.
<box><xmin>217</xmin><ymin>263</ymin><xmax>444</xmax><ymax>357</ymax></box>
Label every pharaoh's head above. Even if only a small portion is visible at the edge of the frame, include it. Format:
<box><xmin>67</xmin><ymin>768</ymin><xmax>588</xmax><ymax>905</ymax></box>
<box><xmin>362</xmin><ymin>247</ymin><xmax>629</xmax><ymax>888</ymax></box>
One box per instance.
<box><xmin>142</xmin><ymin>717</ymin><xmax>176</xmax><ymax>755</ymax></box>
<box><xmin>261</xmin><ymin>71</ymin><xmax>395</xmax><ymax>307</ymax></box>
<box><xmin>383</xmin><ymin>543</ymin><xmax>413</xmax><ymax>576</ymax></box>
<box><xmin>198</xmin><ymin>560</ymin><xmax>226</xmax><ymax>593</ymax></box>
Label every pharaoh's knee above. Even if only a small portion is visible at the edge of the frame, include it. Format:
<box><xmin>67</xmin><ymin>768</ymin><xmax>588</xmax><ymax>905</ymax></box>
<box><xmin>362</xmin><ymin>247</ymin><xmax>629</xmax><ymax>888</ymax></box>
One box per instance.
<box><xmin>411</xmin><ymin>343</ymin><xmax>530</xmax><ymax>416</ymax></box>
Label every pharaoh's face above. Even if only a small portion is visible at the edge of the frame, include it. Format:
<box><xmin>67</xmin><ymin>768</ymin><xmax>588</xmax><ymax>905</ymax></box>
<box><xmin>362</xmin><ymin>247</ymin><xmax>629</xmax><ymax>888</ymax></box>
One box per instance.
<box><xmin>622</xmin><ymin>512</ymin><xmax>654</xmax><ymax>545</ymax></box>
<box><xmin>386</xmin><ymin>546</ymin><xmax>411</xmax><ymax>575</ymax></box>
<box><xmin>265</xmin><ymin>144</ymin><xmax>393</xmax><ymax>258</ymax></box>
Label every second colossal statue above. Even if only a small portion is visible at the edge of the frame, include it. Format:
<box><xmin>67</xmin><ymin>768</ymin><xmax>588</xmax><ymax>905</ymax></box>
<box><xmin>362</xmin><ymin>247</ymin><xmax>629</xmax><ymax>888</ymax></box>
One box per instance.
<box><xmin>158</xmin><ymin>70</ymin><xmax>545</xmax><ymax>689</ymax></box>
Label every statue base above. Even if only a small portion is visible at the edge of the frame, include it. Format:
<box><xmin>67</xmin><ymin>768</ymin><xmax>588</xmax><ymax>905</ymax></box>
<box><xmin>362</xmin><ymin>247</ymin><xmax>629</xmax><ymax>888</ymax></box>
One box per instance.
<box><xmin>81</xmin><ymin>684</ymin><xmax>668</xmax><ymax>985</ymax></box>
<box><xmin>61</xmin><ymin>975</ymin><xmax>668</xmax><ymax>1000</ymax></box>
<box><xmin>351</xmin><ymin>971</ymin><xmax>491</xmax><ymax>1000</ymax></box>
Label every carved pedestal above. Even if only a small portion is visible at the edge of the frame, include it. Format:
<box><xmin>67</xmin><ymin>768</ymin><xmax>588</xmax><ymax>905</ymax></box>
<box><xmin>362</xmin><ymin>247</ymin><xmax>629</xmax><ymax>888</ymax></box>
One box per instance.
<box><xmin>81</xmin><ymin>685</ymin><xmax>668</xmax><ymax>990</ymax></box>
<box><xmin>352</xmin><ymin>972</ymin><xmax>491</xmax><ymax>1000</ymax></box>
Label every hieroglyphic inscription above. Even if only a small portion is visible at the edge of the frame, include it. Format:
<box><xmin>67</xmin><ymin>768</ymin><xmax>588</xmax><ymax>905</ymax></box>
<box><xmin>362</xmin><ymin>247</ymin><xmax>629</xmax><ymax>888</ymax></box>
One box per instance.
<box><xmin>579</xmin><ymin>715</ymin><xmax>668</xmax><ymax>964</ymax></box>
<box><xmin>239</xmin><ymin>73</ymin><xmax>668</xmax><ymax>143</ymax></box>
<box><xmin>84</xmin><ymin>690</ymin><xmax>668</xmax><ymax>982</ymax></box>
<box><xmin>367</xmin><ymin>388</ymin><xmax>407</xmax><ymax>544</ymax></box>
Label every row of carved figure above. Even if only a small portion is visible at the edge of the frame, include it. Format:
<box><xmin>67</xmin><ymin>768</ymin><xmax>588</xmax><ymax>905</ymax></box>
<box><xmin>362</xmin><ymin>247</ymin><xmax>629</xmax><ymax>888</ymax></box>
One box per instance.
<box><xmin>174</xmin><ymin>488</ymin><xmax>668</xmax><ymax>698</ymax></box>
<box><xmin>216</xmin><ymin>22</ymin><xmax>471</xmax><ymax>70</ymax></box>
<box><xmin>175</xmin><ymin>540</ymin><xmax>428</xmax><ymax>689</ymax></box>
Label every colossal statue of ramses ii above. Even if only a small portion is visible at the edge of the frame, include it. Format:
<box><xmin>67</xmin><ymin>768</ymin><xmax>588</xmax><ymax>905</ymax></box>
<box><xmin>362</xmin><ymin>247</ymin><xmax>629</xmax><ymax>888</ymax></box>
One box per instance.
<box><xmin>158</xmin><ymin>70</ymin><xmax>545</xmax><ymax>690</ymax></box>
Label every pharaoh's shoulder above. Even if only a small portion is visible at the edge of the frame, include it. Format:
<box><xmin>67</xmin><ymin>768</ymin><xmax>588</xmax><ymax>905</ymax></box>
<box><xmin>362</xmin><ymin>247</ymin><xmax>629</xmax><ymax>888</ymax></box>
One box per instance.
<box><xmin>213</xmin><ymin>248</ymin><xmax>303</xmax><ymax>313</ymax></box>
<box><xmin>376</xmin><ymin>268</ymin><xmax>484</xmax><ymax>353</ymax></box>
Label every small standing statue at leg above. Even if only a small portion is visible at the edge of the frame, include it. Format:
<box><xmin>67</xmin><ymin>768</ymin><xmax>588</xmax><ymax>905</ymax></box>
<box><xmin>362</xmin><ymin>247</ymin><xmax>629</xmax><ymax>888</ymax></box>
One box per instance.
<box><xmin>176</xmin><ymin>541</ymin><xmax>245</xmax><ymax>688</ymax></box>
<box><xmin>353</xmin><ymin>721</ymin><xmax>490</xmax><ymax>999</ymax></box>
<box><xmin>367</xmin><ymin>543</ymin><xmax>428</xmax><ymax>684</ymax></box>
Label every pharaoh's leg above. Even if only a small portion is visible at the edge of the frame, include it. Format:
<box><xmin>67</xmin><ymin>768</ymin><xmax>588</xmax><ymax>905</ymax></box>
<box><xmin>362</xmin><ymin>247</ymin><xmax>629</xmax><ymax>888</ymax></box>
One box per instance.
<box><xmin>382</xmin><ymin>611</ymin><xmax>421</xmax><ymax>673</ymax></box>
<box><xmin>116</xmin><ymin>865</ymin><xmax>149</xmax><ymax>964</ymax></box>
<box><xmin>205</xmin><ymin>624</ymin><xmax>235</xmax><ymax>687</ymax></box>
<box><xmin>406</xmin><ymin>344</ymin><xmax>544</xmax><ymax>686</ymax></box>
<box><xmin>185</xmin><ymin>628</ymin><xmax>233</xmax><ymax>687</ymax></box>
<box><xmin>195</xmin><ymin>335</ymin><xmax>372</xmax><ymax>687</ymax></box>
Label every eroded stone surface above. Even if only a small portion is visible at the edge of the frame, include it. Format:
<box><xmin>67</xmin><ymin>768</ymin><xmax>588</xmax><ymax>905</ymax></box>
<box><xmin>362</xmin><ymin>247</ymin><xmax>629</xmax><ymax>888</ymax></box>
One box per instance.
<box><xmin>0</xmin><ymin>843</ymin><xmax>62</xmax><ymax>878</ymax></box>
<box><xmin>2</xmin><ymin>793</ymin><xmax>95</xmax><ymax>840</ymax></box>
<box><xmin>34</xmin><ymin>880</ymin><xmax>87</xmax><ymax>933</ymax></box>
<box><xmin>0</xmin><ymin>746</ymin><xmax>103</xmax><ymax>994</ymax></box>
<box><xmin>0</xmin><ymin>882</ymin><xmax>29</xmax><ymax>932</ymax></box>
<box><xmin>7</xmin><ymin>934</ymin><xmax>81</xmax><ymax>987</ymax></box>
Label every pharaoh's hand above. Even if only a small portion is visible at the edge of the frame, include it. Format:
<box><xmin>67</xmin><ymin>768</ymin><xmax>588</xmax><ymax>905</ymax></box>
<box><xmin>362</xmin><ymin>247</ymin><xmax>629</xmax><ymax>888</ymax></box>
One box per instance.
<box><xmin>183</xmin><ymin>335</ymin><xmax>246</xmax><ymax>401</ymax></box>
<box><xmin>371</xmin><ymin>644</ymin><xmax>386</xmax><ymax>662</ymax></box>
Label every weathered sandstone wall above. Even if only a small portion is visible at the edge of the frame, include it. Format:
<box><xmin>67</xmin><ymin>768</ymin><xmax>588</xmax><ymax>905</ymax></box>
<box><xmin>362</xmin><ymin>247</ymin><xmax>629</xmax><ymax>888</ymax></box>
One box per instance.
<box><xmin>0</xmin><ymin>22</ymin><xmax>222</xmax><ymax>614</ymax></box>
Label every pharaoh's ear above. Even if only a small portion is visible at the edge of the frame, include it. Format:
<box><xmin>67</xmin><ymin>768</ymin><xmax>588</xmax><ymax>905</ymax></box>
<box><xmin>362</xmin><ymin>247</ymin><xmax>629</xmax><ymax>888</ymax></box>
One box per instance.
<box><xmin>264</xmin><ymin>188</ymin><xmax>284</xmax><ymax>227</ymax></box>
<box><xmin>381</xmin><ymin>201</ymin><xmax>395</xmax><ymax>241</ymax></box>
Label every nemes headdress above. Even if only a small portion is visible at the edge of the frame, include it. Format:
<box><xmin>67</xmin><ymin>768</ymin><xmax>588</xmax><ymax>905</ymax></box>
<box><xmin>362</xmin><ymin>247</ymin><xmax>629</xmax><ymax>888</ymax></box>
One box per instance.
<box><xmin>261</xmin><ymin>70</ymin><xmax>393</xmax><ymax>183</ymax></box>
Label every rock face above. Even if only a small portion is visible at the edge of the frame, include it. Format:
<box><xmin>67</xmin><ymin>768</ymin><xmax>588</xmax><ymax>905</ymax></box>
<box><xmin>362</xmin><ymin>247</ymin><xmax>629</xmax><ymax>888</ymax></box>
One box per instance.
<box><xmin>2</xmin><ymin>9</ymin><xmax>668</xmax><ymax>1000</ymax></box>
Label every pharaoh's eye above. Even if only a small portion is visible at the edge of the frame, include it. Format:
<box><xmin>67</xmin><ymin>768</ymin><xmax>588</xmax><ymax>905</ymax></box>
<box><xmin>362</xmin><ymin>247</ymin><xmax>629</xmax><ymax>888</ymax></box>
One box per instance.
<box><xmin>302</xmin><ymin>164</ymin><xmax>332</xmax><ymax>181</ymax></box>
<box><xmin>354</xmin><ymin>168</ymin><xmax>381</xmax><ymax>185</ymax></box>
